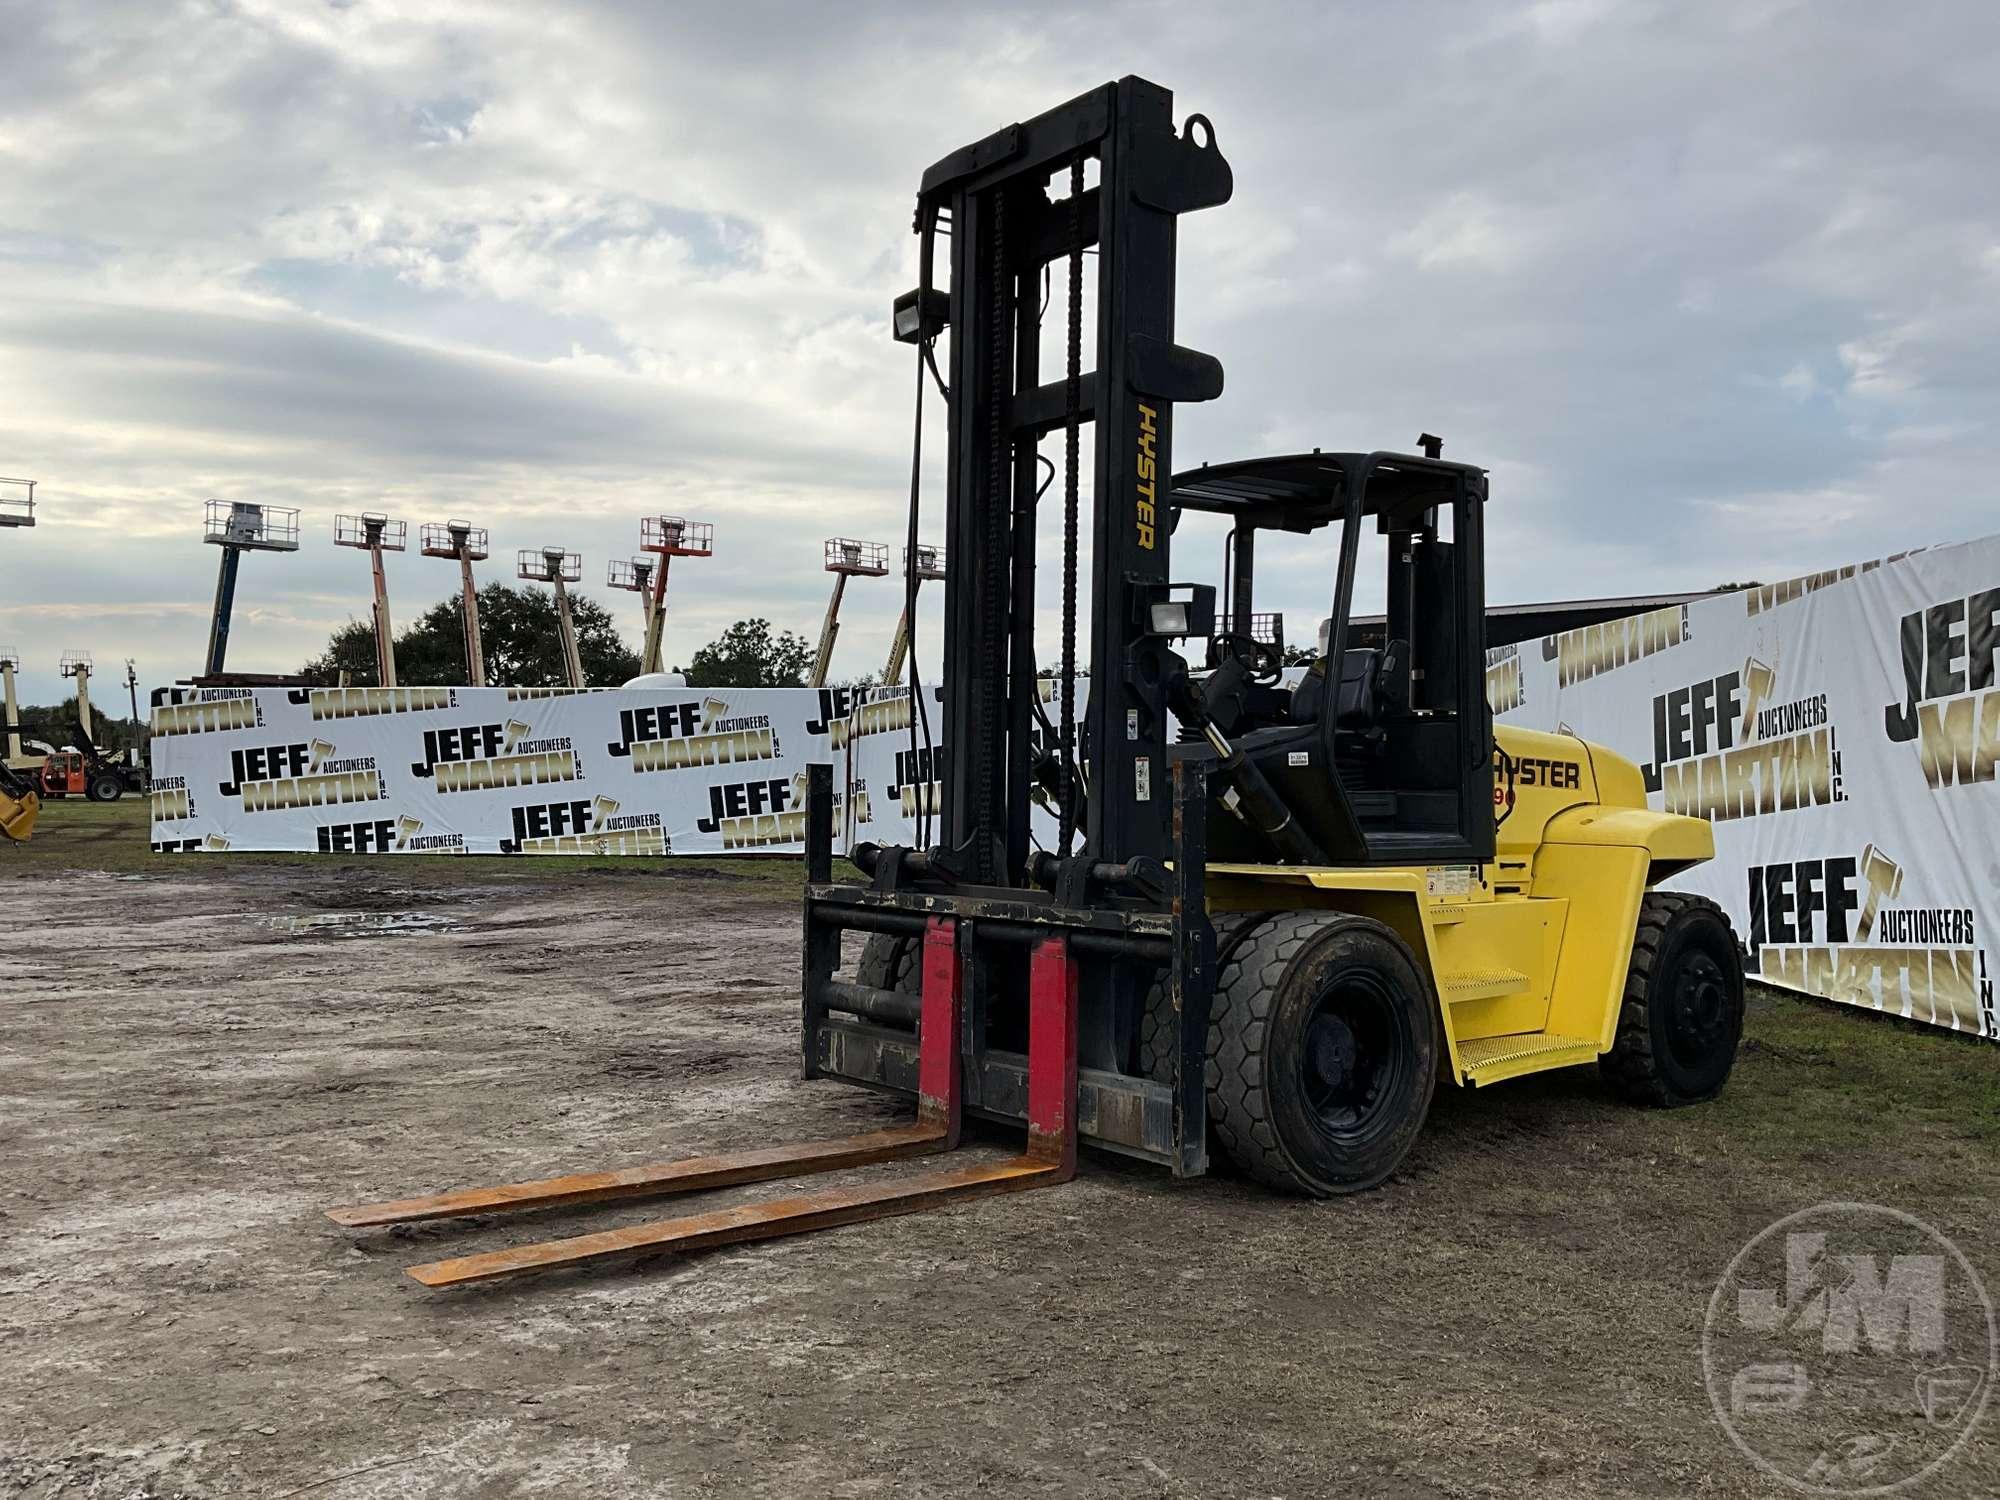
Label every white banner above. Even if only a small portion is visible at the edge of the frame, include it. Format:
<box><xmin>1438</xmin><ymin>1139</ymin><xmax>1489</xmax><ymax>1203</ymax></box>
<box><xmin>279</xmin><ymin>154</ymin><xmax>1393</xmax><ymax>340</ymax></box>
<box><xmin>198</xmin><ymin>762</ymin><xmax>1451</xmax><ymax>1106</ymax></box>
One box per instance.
<box><xmin>147</xmin><ymin>682</ymin><xmax>887</xmax><ymax>857</ymax></box>
<box><xmin>150</xmin><ymin>537</ymin><xmax>1999</xmax><ymax>1043</ymax></box>
<box><xmin>1488</xmin><ymin>535</ymin><xmax>1999</xmax><ymax>1039</ymax></box>
<box><xmin>146</xmin><ymin>678</ymin><xmax>1071</xmax><ymax>859</ymax></box>
<box><xmin>835</xmin><ymin>679</ymin><xmax>1072</xmax><ymax>855</ymax></box>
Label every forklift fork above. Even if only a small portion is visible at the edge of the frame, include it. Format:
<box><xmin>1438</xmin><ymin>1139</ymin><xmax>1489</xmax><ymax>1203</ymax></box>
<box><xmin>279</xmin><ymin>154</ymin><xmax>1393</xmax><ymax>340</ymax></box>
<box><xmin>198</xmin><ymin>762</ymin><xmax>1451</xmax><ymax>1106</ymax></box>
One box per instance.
<box><xmin>326</xmin><ymin>921</ymin><xmax>1081</xmax><ymax>1288</ymax></box>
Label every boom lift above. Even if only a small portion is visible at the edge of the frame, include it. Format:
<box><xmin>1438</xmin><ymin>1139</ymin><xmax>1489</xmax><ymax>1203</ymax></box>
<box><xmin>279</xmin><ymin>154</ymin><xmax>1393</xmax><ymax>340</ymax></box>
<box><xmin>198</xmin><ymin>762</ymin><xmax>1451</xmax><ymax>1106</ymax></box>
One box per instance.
<box><xmin>330</xmin><ymin>77</ymin><xmax>1743</xmax><ymax>1285</ymax></box>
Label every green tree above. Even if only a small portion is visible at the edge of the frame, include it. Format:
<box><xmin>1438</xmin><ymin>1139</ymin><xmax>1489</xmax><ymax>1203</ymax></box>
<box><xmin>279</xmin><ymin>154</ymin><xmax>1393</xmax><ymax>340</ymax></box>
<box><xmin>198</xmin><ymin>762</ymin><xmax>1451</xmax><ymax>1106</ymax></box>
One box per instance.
<box><xmin>301</xmin><ymin>583</ymin><xmax>640</xmax><ymax>687</ymax></box>
<box><xmin>684</xmin><ymin>618</ymin><xmax>812</xmax><ymax>688</ymax></box>
<box><xmin>15</xmin><ymin>699</ymin><xmax>146</xmax><ymax>753</ymax></box>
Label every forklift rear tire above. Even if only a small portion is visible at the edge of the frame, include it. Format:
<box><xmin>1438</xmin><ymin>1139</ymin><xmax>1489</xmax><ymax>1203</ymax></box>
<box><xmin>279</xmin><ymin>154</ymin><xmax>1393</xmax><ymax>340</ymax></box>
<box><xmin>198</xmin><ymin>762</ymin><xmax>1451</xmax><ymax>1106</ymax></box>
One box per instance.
<box><xmin>1207</xmin><ymin>912</ymin><xmax>1438</xmax><ymax>1196</ymax></box>
<box><xmin>88</xmin><ymin>775</ymin><xmax>122</xmax><ymax>803</ymax></box>
<box><xmin>1599</xmin><ymin>892</ymin><xmax>1743</xmax><ymax>1107</ymax></box>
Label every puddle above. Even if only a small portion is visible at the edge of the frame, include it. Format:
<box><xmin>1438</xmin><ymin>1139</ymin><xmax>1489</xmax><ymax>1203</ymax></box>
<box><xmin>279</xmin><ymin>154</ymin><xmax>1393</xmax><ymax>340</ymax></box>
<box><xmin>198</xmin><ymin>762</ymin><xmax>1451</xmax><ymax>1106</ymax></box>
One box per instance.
<box><xmin>263</xmin><ymin>911</ymin><xmax>463</xmax><ymax>939</ymax></box>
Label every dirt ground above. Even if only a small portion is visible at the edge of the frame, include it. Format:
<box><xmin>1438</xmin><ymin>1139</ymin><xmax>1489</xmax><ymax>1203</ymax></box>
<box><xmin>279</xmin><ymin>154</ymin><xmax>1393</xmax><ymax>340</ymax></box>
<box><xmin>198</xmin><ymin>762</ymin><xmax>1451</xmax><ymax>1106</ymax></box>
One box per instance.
<box><xmin>4</xmin><ymin>805</ymin><xmax>1998</xmax><ymax>1497</ymax></box>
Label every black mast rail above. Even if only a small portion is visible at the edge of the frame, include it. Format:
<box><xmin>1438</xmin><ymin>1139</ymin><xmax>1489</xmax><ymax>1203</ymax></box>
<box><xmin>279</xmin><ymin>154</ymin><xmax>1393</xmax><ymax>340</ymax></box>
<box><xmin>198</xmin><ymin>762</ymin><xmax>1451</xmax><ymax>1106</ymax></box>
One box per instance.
<box><xmin>806</xmin><ymin>76</ymin><xmax>1232</xmax><ymax>1175</ymax></box>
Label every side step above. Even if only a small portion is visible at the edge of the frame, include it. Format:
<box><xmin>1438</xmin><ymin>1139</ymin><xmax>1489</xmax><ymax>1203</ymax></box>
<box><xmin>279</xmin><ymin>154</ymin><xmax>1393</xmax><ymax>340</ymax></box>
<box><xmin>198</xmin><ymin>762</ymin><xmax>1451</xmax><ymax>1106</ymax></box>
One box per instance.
<box><xmin>1436</xmin><ymin>966</ymin><xmax>1531</xmax><ymax>1005</ymax></box>
<box><xmin>1457</xmin><ymin>1030</ymin><xmax>1600</xmax><ymax>1086</ymax></box>
<box><xmin>329</xmin><ymin>918</ymin><xmax>1082</xmax><ymax>1288</ymax></box>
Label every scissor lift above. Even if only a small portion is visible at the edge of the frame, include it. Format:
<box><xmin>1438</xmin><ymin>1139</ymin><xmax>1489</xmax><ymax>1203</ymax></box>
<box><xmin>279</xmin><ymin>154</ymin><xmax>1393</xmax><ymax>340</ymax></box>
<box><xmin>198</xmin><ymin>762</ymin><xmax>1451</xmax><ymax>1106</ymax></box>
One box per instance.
<box><xmin>330</xmin><ymin>75</ymin><xmax>1231</xmax><ymax>1283</ymax></box>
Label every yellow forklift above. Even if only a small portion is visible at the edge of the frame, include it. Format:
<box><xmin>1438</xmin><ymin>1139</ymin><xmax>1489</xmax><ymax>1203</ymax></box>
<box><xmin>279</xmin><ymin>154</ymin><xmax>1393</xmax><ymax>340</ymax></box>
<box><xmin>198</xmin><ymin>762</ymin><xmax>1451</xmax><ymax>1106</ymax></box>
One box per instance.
<box><xmin>332</xmin><ymin>76</ymin><xmax>1742</xmax><ymax>1285</ymax></box>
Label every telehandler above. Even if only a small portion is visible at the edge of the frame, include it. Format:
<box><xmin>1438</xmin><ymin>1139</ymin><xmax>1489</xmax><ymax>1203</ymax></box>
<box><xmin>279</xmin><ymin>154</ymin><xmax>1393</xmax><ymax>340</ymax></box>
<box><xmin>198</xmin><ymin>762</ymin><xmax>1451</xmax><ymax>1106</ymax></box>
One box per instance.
<box><xmin>33</xmin><ymin>722</ymin><xmax>144</xmax><ymax>803</ymax></box>
<box><xmin>332</xmin><ymin>76</ymin><xmax>1743</xmax><ymax>1285</ymax></box>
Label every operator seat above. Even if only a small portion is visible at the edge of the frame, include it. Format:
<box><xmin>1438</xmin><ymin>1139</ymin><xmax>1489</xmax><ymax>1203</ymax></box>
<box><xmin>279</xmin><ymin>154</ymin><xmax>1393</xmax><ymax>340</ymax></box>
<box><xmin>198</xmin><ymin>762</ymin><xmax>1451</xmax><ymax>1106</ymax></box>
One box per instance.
<box><xmin>1290</xmin><ymin>641</ymin><xmax>1406</xmax><ymax>731</ymax></box>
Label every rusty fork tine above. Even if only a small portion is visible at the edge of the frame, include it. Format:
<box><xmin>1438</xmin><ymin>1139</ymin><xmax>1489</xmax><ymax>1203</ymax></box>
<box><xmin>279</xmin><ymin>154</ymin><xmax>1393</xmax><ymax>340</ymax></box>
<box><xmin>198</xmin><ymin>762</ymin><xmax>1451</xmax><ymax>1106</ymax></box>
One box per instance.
<box><xmin>398</xmin><ymin>929</ymin><xmax>1082</xmax><ymax>1291</ymax></box>
<box><xmin>405</xmin><ymin>1156</ymin><xmax>1058</xmax><ymax>1288</ymax></box>
<box><xmin>326</xmin><ymin>1124</ymin><xmax>946</xmax><ymax>1228</ymax></box>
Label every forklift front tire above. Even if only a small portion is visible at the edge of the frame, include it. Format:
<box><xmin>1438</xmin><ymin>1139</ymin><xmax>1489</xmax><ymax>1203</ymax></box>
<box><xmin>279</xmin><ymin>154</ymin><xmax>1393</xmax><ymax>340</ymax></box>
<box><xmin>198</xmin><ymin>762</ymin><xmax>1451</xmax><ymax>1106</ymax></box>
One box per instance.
<box><xmin>1207</xmin><ymin>912</ymin><xmax>1438</xmax><ymax>1196</ymax></box>
<box><xmin>1600</xmin><ymin>892</ymin><xmax>1744</xmax><ymax>1107</ymax></box>
<box><xmin>854</xmin><ymin>932</ymin><xmax>921</xmax><ymax>1000</ymax></box>
<box><xmin>1137</xmin><ymin>911</ymin><xmax>1268</xmax><ymax>1084</ymax></box>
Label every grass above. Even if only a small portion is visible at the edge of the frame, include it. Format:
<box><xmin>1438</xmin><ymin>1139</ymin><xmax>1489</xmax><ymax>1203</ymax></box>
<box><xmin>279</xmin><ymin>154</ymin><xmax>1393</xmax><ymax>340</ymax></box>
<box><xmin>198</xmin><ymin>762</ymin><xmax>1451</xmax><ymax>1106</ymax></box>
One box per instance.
<box><xmin>1730</xmin><ymin>980</ymin><xmax>2000</xmax><ymax>1151</ymax></box>
<box><xmin>0</xmin><ymin>796</ymin><xmax>825</xmax><ymax>885</ymax></box>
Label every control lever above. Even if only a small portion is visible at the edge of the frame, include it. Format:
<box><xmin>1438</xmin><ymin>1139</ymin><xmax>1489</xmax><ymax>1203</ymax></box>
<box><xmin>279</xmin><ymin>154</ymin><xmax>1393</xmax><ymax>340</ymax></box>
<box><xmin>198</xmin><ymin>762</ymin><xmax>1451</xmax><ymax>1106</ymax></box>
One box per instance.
<box><xmin>1168</xmin><ymin>671</ymin><xmax>1328</xmax><ymax>866</ymax></box>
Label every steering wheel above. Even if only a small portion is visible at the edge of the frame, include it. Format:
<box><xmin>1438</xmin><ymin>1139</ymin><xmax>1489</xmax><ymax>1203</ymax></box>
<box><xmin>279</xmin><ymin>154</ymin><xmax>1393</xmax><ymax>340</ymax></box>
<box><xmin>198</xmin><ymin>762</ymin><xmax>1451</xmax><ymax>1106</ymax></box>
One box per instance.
<box><xmin>1213</xmin><ymin>631</ymin><xmax>1286</xmax><ymax>685</ymax></box>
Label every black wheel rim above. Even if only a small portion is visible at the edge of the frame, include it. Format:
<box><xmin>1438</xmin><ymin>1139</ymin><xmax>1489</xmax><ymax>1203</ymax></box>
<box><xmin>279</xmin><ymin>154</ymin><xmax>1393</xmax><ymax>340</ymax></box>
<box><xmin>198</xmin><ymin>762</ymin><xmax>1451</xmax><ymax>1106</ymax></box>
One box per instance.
<box><xmin>1665</xmin><ymin>948</ymin><xmax>1730</xmax><ymax>1071</ymax></box>
<box><xmin>1297</xmin><ymin>969</ymin><xmax>1410</xmax><ymax>1144</ymax></box>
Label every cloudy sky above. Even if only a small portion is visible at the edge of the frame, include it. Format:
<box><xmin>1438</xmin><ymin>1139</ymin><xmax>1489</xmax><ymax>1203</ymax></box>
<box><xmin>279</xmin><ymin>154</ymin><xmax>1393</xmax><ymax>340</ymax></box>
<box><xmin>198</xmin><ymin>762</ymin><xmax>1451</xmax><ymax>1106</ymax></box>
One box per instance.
<box><xmin>2</xmin><ymin>0</ymin><xmax>1995</xmax><ymax>707</ymax></box>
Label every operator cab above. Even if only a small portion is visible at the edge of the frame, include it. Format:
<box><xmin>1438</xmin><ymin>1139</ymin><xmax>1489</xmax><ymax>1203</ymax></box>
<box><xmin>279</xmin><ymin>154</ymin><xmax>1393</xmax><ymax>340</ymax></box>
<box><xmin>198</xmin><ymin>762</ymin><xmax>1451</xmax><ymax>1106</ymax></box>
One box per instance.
<box><xmin>1170</xmin><ymin>445</ymin><xmax>1493</xmax><ymax>867</ymax></box>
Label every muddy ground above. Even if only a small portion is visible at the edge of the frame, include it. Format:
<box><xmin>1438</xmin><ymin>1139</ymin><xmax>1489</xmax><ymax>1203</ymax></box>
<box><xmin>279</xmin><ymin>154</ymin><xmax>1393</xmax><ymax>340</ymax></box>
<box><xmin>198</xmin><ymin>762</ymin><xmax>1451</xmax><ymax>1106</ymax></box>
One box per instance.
<box><xmin>3</xmin><ymin>822</ymin><xmax>1997</xmax><ymax>1497</ymax></box>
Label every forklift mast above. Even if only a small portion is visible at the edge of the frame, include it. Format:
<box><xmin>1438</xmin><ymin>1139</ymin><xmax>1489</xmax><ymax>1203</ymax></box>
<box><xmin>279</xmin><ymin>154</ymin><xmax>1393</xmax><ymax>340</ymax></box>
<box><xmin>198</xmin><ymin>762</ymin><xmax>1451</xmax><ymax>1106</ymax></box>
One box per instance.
<box><xmin>794</xmin><ymin>75</ymin><xmax>1238</xmax><ymax>1178</ymax></box>
<box><xmin>919</xmin><ymin>74</ymin><xmax>1231</xmax><ymax>885</ymax></box>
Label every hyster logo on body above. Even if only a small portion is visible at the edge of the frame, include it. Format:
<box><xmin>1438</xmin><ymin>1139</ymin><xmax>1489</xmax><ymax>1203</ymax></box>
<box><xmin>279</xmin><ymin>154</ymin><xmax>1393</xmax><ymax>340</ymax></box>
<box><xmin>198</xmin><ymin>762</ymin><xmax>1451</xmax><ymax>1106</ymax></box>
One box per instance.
<box><xmin>1134</xmin><ymin>404</ymin><xmax>1159</xmax><ymax>550</ymax></box>
<box><xmin>219</xmin><ymin>739</ymin><xmax>385</xmax><ymax>812</ymax></box>
<box><xmin>1747</xmin><ymin>847</ymin><xmax>1994</xmax><ymax>1036</ymax></box>
<box><xmin>608</xmin><ymin>698</ymin><xmax>778</xmax><ymax>772</ymax></box>
<box><xmin>409</xmin><ymin>719</ymin><xmax>579</xmax><ymax>792</ymax></box>
<box><xmin>1640</xmin><ymin>661</ymin><xmax>1842</xmax><ymax>821</ymax></box>
<box><xmin>1491</xmin><ymin>746</ymin><xmax>1582</xmax><ymax>827</ymax></box>
<box><xmin>1883</xmin><ymin>586</ymin><xmax>2000</xmax><ymax>789</ymax></box>
<box><xmin>1514</xmin><ymin>755</ymin><xmax>1580</xmax><ymax>789</ymax></box>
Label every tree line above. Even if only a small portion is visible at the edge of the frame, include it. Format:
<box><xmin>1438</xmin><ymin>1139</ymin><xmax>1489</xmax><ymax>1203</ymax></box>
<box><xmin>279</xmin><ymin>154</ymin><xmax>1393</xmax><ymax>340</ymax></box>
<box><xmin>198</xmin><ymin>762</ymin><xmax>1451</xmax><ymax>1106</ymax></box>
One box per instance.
<box><xmin>299</xmin><ymin>582</ymin><xmax>817</xmax><ymax>689</ymax></box>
